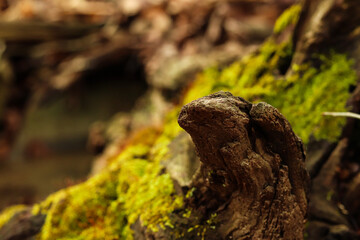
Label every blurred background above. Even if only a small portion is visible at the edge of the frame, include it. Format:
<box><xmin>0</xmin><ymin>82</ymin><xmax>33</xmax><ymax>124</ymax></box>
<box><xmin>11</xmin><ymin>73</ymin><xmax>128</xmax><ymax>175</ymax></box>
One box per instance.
<box><xmin>0</xmin><ymin>0</ymin><xmax>295</xmax><ymax>211</ymax></box>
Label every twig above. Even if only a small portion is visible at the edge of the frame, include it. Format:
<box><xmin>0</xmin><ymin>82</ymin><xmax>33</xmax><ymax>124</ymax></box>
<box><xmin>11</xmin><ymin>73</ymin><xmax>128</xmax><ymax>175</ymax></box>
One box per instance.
<box><xmin>322</xmin><ymin>112</ymin><xmax>360</xmax><ymax>120</ymax></box>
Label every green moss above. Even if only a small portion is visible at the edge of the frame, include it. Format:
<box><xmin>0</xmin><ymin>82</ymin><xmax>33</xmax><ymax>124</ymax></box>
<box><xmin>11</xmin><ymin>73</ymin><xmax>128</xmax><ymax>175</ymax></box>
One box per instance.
<box><xmin>273</xmin><ymin>4</ymin><xmax>302</xmax><ymax>34</ymax></box>
<box><xmin>27</xmin><ymin>102</ymin><xmax>193</xmax><ymax>239</ymax></box>
<box><xmin>184</xmin><ymin>37</ymin><xmax>288</xmax><ymax>100</ymax></box>
<box><xmin>184</xmin><ymin>39</ymin><xmax>356</xmax><ymax>143</ymax></box>
<box><xmin>31</xmin><ymin>124</ymin><xmax>183</xmax><ymax>240</ymax></box>
<box><xmin>37</xmin><ymin>170</ymin><xmax>119</xmax><ymax>240</ymax></box>
<box><xmin>114</xmin><ymin>151</ymin><xmax>183</xmax><ymax>235</ymax></box>
<box><xmin>182</xmin><ymin>1</ymin><xmax>356</xmax><ymax>143</ymax></box>
<box><xmin>267</xmin><ymin>52</ymin><xmax>357</xmax><ymax>143</ymax></box>
<box><xmin>0</xmin><ymin>204</ymin><xmax>27</xmax><ymax>229</ymax></box>
<box><xmin>184</xmin><ymin>38</ymin><xmax>293</xmax><ymax>103</ymax></box>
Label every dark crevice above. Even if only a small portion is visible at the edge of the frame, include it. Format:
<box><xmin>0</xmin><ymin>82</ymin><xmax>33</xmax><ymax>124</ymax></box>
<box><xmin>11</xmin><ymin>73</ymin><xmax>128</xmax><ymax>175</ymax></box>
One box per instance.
<box><xmin>307</xmin><ymin>141</ymin><xmax>337</xmax><ymax>179</ymax></box>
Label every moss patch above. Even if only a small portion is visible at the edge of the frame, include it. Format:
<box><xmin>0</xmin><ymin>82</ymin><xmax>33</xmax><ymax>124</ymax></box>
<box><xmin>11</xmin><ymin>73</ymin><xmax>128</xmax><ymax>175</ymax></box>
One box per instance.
<box><xmin>273</xmin><ymin>4</ymin><xmax>302</xmax><ymax>34</ymax></box>
<box><xmin>183</xmin><ymin>38</ymin><xmax>292</xmax><ymax>104</ymax></box>
<box><xmin>183</xmin><ymin>37</ymin><xmax>357</xmax><ymax>143</ymax></box>
<box><xmin>37</xmin><ymin>170</ymin><xmax>119</xmax><ymax>240</ymax></box>
<box><xmin>32</xmin><ymin>125</ymin><xmax>183</xmax><ymax>240</ymax></box>
<box><xmin>267</xmin><ymin>52</ymin><xmax>357</xmax><ymax>142</ymax></box>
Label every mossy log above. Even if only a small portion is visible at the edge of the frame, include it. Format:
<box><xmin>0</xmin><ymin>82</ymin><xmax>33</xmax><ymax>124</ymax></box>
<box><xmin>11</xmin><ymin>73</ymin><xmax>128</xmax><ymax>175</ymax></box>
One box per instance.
<box><xmin>0</xmin><ymin>92</ymin><xmax>310</xmax><ymax>240</ymax></box>
<box><xmin>2</xmin><ymin>0</ymin><xmax>360</xmax><ymax>239</ymax></box>
<box><xmin>120</xmin><ymin>92</ymin><xmax>311</xmax><ymax>240</ymax></box>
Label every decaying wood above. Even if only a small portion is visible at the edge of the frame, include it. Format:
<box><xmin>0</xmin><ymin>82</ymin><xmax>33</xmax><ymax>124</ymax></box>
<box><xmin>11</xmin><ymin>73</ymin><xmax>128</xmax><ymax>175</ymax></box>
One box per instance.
<box><xmin>176</xmin><ymin>91</ymin><xmax>310</xmax><ymax>239</ymax></box>
<box><xmin>0</xmin><ymin>208</ymin><xmax>45</xmax><ymax>240</ymax></box>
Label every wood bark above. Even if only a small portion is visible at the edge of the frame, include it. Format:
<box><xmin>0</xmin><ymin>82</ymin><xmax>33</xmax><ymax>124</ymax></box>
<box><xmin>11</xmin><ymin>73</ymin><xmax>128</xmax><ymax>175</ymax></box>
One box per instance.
<box><xmin>158</xmin><ymin>91</ymin><xmax>309</xmax><ymax>239</ymax></box>
<box><xmin>0</xmin><ymin>208</ymin><xmax>45</xmax><ymax>240</ymax></box>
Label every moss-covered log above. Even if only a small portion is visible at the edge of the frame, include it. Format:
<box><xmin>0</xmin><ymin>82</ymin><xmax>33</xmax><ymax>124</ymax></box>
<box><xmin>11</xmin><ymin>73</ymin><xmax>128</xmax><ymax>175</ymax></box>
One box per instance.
<box><xmin>0</xmin><ymin>93</ymin><xmax>311</xmax><ymax>240</ymax></box>
<box><xmin>2</xmin><ymin>0</ymin><xmax>360</xmax><ymax>239</ymax></box>
<box><xmin>113</xmin><ymin>92</ymin><xmax>310</xmax><ymax>240</ymax></box>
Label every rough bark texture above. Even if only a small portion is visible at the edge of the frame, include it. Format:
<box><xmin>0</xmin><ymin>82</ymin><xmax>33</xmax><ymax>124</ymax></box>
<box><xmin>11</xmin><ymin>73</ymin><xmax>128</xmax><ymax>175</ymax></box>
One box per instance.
<box><xmin>177</xmin><ymin>91</ymin><xmax>310</xmax><ymax>239</ymax></box>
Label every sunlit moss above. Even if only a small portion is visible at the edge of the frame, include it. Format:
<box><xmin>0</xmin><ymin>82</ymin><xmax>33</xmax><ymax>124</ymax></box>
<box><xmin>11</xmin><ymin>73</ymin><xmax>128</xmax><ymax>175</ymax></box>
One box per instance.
<box><xmin>183</xmin><ymin>38</ymin><xmax>291</xmax><ymax>104</ymax></box>
<box><xmin>182</xmin><ymin>39</ymin><xmax>279</xmax><ymax>103</ymax></box>
<box><xmin>182</xmin><ymin>3</ymin><xmax>355</xmax><ymax>143</ymax></box>
<box><xmin>31</xmin><ymin>108</ymin><xmax>185</xmax><ymax>239</ymax></box>
<box><xmin>184</xmin><ymin>45</ymin><xmax>356</xmax><ymax>143</ymax></box>
<box><xmin>273</xmin><ymin>4</ymin><xmax>302</xmax><ymax>34</ymax></box>
<box><xmin>267</xmin><ymin>52</ymin><xmax>357</xmax><ymax>143</ymax></box>
<box><xmin>32</xmin><ymin>123</ymin><xmax>183</xmax><ymax>239</ymax></box>
<box><xmin>113</xmin><ymin>142</ymin><xmax>183</xmax><ymax>236</ymax></box>
<box><xmin>37</xmin><ymin>170</ymin><xmax>118</xmax><ymax>240</ymax></box>
<box><xmin>119</xmin><ymin>163</ymin><xmax>183</xmax><ymax>232</ymax></box>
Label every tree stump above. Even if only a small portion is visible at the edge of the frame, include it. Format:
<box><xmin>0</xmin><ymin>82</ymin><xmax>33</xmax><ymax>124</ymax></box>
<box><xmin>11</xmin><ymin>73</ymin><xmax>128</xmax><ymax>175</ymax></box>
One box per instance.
<box><xmin>177</xmin><ymin>91</ymin><xmax>310</xmax><ymax>239</ymax></box>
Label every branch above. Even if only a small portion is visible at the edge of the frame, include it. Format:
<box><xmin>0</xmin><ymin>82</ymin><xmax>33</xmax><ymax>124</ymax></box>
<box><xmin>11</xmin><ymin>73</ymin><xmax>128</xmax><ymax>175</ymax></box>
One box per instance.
<box><xmin>322</xmin><ymin>112</ymin><xmax>360</xmax><ymax>120</ymax></box>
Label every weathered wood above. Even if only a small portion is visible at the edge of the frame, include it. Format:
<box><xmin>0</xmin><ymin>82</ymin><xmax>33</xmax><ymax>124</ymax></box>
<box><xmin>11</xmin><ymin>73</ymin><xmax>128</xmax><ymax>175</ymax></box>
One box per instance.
<box><xmin>176</xmin><ymin>91</ymin><xmax>310</xmax><ymax>239</ymax></box>
<box><xmin>0</xmin><ymin>208</ymin><xmax>45</xmax><ymax>240</ymax></box>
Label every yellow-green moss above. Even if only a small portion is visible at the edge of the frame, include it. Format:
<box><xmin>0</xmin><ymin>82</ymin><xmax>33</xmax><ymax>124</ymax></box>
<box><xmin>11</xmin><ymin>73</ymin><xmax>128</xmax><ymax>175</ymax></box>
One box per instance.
<box><xmin>28</xmin><ymin>103</ymin><xmax>186</xmax><ymax>239</ymax></box>
<box><xmin>183</xmin><ymin>38</ymin><xmax>291</xmax><ymax>104</ymax></box>
<box><xmin>183</xmin><ymin>3</ymin><xmax>301</xmax><ymax>103</ymax></box>
<box><xmin>184</xmin><ymin>39</ymin><xmax>357</xmax><ymax>143</ymax></box>
<box><xmin>267</xmin><ymin>52</ymin><xmax>357</xmax><ymax>142</ymax></box>
<box><xmin>182</xmin><ymin>4</ymin><xmax>356</xmax><ymax>143</ymax></box>
<box><xmin>37</xmin><ymin>169</ymin><xmax>119</xmax><ymax>240</ymax></box>
<box><xmin>0</xmin><ymin>204</ymin><xmax>27</xmax><ymax>229</ymax></box>
<box><xmin>114</xmin><ymin>149</ymin><xmax>183</xmax><ymax>235</ymax></box>
<box><xmin>273</xmin><ymin>4</ymin><xmax>302</xmax><ymax>34</ymax></box>
<box><xmin>31</xmin><ymin>124</ymin><xmax>183</xmax><ymax>240</ymax></box>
